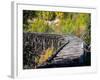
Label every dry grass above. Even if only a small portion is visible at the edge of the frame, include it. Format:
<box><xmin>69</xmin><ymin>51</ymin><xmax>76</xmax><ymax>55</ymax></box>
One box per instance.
<box><xmin>38</xmin><ymin>48</ymin><xmax>54</xmax><ymax>65</ymax></box>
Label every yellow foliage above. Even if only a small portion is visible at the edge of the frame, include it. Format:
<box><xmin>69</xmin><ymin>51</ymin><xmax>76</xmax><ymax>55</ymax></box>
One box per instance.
<box><xmin>38</xmin><ymin>48</ymin><xmax>54</xmax><ymax>65</ymax></box>
<box><xmin>35</xmin><ymin>56</ymin><xmax>39</xmax><ymax>64</ymax></box>
<box><xmin>55</xmin><ymin>12</ymin><xmax>64</xmax><ymax>19</ymax></box>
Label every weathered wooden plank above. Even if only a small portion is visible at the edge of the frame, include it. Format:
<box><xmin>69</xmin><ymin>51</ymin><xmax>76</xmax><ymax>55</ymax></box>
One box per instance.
<box><xmin>55</xmin><ymin>36</ymin><xmax>84</xmax><ymax>60</ymax></box>
<box><xmin>23</xmin><ymin>32</ymin><xmax>90</xmax><ymax>69</ymax></box>
<box><xmin>37</xmin><ymin>35</ymin><xmax>85</xmax><ymax>68</ymax></box>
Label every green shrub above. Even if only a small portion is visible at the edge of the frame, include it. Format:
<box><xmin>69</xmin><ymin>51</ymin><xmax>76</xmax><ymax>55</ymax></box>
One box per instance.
<box><xmin>27</xmin><ymin>18</ymin><xmax>48</xmax><ymax>32</ymax></box>
<box><xmin>23</xmin><ymin>10</ymin><xmax>91</xmax><ymax>44</ymax></box>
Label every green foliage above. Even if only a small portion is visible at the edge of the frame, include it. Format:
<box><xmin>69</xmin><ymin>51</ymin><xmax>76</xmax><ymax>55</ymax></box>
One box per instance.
<box><xmin>55</xmin><ymin>12</ymin><xmax>65</xmax><ymax>19</ymax></box>
<box><xmin>23</xmin><ymin>10</ymin><xmax>36</xmax><ymax>24</ymax></box>
<box><xmin>36</xmin><ymin>11</ymin><xmax>55</xmax><ymax>20</ymax></box>
<box><xmin>61</xmin><ymin>18</ymin><xmax>75</xmax><ymax>35</ymax></box>
<box><xmin>27</xmin><ymin>18</ymin><xmax>54</xmax><ymax>33</ymax></box>
<box><xmin>23</xmin><ymin>10</ymin><xmax>91</xmax><ymax>44</ymax></box>
<box><xmin>27</xmin><ymin>18</ymin><xmax>47</xmax><ymax>32</ymax></box>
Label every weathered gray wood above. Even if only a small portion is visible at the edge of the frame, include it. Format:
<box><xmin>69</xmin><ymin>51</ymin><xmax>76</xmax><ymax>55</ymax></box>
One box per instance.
<box><xmin>55</xmin><ymin>36</ymin><xmax>84</xmax><ymax>60</ymax></box>
<box><xmin>23</xmin><ymin>32</ymin><xmax>90</xmax><ymax>69</ymax></box>
<box><xmin>37</xmin><ymin>35</ymin><xmax>85</xmax><ymax>68</ymax></box>
<box><xmin>23</xmin><ymin>32</ymin><xmax>67</xmax><ymax>68</ymax></box>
